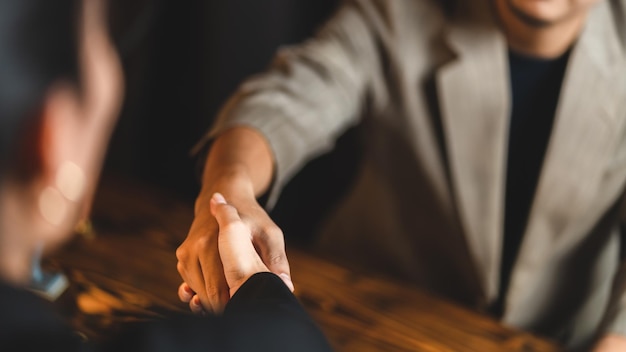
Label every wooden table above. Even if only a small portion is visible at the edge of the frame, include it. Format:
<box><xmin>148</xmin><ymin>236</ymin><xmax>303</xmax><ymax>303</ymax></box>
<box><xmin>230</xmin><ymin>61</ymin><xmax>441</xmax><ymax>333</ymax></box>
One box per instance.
<box><xmin>48</xmin><ymin>177</ymin><xmax>562</xmax><ymax>351</ymax></box>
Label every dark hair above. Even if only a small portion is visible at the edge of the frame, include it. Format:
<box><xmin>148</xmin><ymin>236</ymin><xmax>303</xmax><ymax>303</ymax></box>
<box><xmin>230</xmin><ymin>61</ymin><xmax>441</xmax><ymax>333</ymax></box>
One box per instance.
<box><xmin>0</xmin><ymin>0</ymin><xmax>81</xmax><ymax>176</ymax></box>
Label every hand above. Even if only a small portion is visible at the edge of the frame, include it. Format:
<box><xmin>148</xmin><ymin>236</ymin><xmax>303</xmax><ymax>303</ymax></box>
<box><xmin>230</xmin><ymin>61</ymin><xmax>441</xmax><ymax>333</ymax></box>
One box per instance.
<box><xmin>176</xmin><ymin>181</ymin><xmax>293</xmax><ymax>314</ymax></box>
<box><xmin>593</xmin><ymin>334</ymin><xmax>626</xmax><ymax>352</ymax></box>
<box><xmin>211</xmin><ymin>193</ymin><xmax>271</xmax><ymax>295</ymax></box>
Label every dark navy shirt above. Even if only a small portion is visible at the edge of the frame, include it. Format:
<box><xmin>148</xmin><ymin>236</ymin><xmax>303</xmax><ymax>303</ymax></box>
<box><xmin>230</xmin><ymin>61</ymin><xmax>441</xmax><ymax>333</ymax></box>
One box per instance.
<box><xmin>495</xmin><ymin>49</ymin><xmax>571</xmax><ymax>316</ymax></box>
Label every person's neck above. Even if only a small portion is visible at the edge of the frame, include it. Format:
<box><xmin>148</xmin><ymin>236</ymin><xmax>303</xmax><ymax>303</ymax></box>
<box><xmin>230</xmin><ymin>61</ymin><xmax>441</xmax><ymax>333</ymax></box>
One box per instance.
<box><xmin>494</xmin><ymin>1</ymin><xmax>587</xmax><ymax>59</ymax></box>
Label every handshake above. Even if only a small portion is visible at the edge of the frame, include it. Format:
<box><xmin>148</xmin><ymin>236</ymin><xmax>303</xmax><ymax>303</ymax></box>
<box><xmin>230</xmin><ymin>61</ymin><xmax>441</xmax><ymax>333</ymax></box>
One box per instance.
<box><xmin>176</xmin><ymin>192</ymin><xmax>294</xmax><ymax>314</ymax></box>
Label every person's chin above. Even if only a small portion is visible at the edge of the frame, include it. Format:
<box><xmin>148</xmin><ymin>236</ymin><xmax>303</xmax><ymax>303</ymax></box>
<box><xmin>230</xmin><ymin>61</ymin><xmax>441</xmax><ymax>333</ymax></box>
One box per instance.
<box><xmin>508</xmin><ymin>0</ymin><xmax>564</xmax><ymax>27</ymax></box>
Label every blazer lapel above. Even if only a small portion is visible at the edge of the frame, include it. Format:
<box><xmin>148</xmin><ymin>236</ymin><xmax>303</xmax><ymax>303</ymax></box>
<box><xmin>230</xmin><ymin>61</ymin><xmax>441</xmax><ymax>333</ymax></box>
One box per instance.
<box><xmin>505</xmin><ymin>1</ymin><xmax>626</xmax><ymax>321</ymax></box>
<box><xmin>436</xmin><ymin>0</ymin><xmax>510</xmax><ymax>302</ymax></box>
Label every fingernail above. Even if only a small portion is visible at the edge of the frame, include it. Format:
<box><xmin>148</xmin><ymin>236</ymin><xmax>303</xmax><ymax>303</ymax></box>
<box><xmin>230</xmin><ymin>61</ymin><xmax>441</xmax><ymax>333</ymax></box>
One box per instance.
<box><xmin>181</xmin><ymin>290</ymin><xmax>193</xmax><ymax>301</ymax></box>
<box><xmin>193</xmin><ymin>296</ymin><xmax>201</xmax><ymax>306</ymax></box>
<box><xmin>183</xmin><ymin>285</ymin><xmax>193</xmax><ymax>294</ymax></box>
<box><xmin>212</xmin><ymin>193</ymin><xmax>226</xmax><ymax>204</ymax></box>
<box><xmin>279</xmin><ymin>273</ymin><xmax>295</xmax><ymax>292</ymax></box>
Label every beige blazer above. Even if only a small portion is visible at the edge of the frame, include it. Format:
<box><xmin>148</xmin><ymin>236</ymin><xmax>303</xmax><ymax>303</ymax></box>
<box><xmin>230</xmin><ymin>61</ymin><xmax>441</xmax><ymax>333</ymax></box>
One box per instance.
<box><xmin>205</xmin><ymin>0</ymin><xmax>626</xmax><ymax>348</ymax></box>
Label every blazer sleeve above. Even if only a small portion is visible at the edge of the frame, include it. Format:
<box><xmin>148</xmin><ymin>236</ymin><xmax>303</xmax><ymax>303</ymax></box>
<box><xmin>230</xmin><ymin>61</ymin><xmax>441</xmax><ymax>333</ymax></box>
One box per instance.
<box><xmin>222</xmin><ymin>272</ymin><xmax>333</xmax><ymax>352</ymax></box>
<box><xmin>102</xmin><ymin>273</ymin><xmax>332</xmax><ymax>352</ymax></box>
<box><xmin>194</xmin><ymin>0</ymin><xmax>381</xmax><ymax>208</ymax></box>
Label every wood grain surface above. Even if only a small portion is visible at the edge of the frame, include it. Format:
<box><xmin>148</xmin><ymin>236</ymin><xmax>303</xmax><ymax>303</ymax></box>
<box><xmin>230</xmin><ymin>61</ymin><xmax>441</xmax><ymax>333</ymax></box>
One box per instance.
<box><xmin>47</xmin><ymin>176</ymin><xmax>562</xmax><ymax>351</ymax></box>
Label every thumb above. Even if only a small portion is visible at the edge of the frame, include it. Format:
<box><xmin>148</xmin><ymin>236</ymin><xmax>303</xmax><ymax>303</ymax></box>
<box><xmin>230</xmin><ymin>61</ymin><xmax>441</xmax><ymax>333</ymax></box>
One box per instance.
<box><xmin>210</xmin><ymin>193</ymin><xmax>270</xmax><ymax>296</ymax></box>
<box><xmin>210</xmin><ymin>193</ymin><xmax>241</xmax><ymax>224</ymax></box>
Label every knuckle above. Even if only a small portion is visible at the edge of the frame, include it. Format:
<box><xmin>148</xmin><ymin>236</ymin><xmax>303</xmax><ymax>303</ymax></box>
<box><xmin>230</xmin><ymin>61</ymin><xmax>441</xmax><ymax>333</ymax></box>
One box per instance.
<box><xmin>175</xmin><ymin>247</ymin><xmax>188</xmax><ymax>262</ymax></box>
<box><xmin>268</xmin><ymin>252</ymin><xmax>287</xmax><ymax>266</ymax></box>
<box><xmin>270</xmin><ymin>227</ymin><xmax>284</xmax><ymax>238</ymax></box>
<box><xmin>196</xmin><ymin>235</ymin><xmax>213</xmax><ymax>250</ymax></box>
<box><xmin>260</xmin><ymin>226</ymin><xmax>284</xmax><ymax>243</ymax></box>
<box><xmin>261</xmin><ymin>222</ymin><xmax>283</xmax><ymax>237</ymax></box>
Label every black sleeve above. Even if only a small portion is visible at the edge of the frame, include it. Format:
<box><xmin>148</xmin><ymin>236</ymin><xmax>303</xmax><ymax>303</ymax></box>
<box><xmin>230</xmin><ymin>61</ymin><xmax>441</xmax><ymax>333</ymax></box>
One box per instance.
<box><xmin>0</xmin><ymin>282</ymin><xmax>86</xmax><ymax>352</ymax></box>
<box><xmin>103</xmin><ymin>273</ymin><xmax>333</xmax><ymax>352</ymax></box>
<box><xmin>222</xmin><ymin>272</ymin><xmax>333</xmax><ymax>352</ymax></box>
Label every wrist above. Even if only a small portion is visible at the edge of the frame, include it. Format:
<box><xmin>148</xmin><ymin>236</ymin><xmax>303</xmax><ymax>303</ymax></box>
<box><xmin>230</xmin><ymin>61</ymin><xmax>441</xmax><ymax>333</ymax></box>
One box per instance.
<box><xmin>196</xmin><ymin>166</ymin><xmax>255</xmax><ymax>213</ymax></box>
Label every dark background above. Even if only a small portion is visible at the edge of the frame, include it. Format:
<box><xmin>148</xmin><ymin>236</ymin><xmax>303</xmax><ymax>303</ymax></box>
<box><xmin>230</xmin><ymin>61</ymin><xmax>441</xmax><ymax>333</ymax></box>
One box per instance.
<box><xmin>105</xmin><ymin>0</ymin><xmax>360</xmax><ymax>244</ymax></box>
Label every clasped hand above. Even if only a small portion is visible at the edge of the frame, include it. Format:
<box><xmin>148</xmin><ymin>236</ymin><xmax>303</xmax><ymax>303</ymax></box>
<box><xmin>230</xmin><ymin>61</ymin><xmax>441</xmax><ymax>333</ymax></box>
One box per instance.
<box><xmin>176</xmin><ymin>192</ymin><xmax>293</xmax><ymax>314</ymax></box>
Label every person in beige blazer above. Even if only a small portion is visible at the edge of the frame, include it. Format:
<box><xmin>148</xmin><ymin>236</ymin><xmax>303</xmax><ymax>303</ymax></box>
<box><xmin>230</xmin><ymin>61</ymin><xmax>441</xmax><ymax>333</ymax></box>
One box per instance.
<box><xmin>175</xmin><ymin>0</ymin><xmax>626</xmax><ymax>350</ymax></box>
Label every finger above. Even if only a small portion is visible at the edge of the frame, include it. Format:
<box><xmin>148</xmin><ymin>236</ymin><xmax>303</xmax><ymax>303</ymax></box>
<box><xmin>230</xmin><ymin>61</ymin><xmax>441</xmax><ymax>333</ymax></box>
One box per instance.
<box><xmin>176</xmin><ymin>219</ymin><xmax>218</xmax><ymax>312</ymax></box>
<box><xmin>198</xmin><ymin>250</ymin><xmax>230</xmax><ymax>313</ymax></box>
<box><xmin>209</xmin><ymin>193</ymin><xmax>259</xmax><ymax>261</ymax></box>
<box><xmin>257</xmin><ymin>226</ymin><xmax>294</xmax><ymax>292</ymax></box>
<box><xmin>176</xmin><ymin>255</ymin><xmax>210</xmax><ymax>309</ymax></box>
<box><xmin>175</xmin><ymin>260</ymin><xmax>194</xmax><ymax>299</ymax></box>
<box><xmin>209</xmin><ymin>193</ymin><xmax>272</xmax><ymax>299</ymax></box>
<box><xmin>178</xmin><ymin>282</ymin><xmax>194</xmax><ymax>303</ymax></box>
<box><xmin>210</xmin><ymin>194</ymin><xmax>254</xmax><ymax>250</ymax></box>
<box><xmin>189</xmin><ymin>295</ymin><xmax>205</xmax><ymax>315</ymax></box>
<box><xmin>192</xmin><ymin>200</ymin><xmax>230</xmax><ymax>312</ymax></box>
<box><xmin>191</xmin><ymin>263</ymin><xmax>213</xmax><ymax>311</ymax></box>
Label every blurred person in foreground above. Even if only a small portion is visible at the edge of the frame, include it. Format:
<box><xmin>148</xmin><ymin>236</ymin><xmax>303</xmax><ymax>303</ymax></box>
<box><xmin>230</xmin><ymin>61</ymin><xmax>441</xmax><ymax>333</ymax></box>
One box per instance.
<box><xmin>0</xmin><ymin>0</ymin><xmax>331</xmax><ymax>351</ymax></box>
<box><xmin>176</xmin><ymin>0</ymin><xmax>626</xmax><ymax>350</ymax></box>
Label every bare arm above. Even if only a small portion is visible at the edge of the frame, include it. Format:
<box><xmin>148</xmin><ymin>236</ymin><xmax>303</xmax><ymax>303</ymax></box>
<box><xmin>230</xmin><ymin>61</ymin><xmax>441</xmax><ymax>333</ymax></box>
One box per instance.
<box><xmin>197</xmin><ymin>126</ymin><xmax>274</xmax><ymax>205</ymax></box>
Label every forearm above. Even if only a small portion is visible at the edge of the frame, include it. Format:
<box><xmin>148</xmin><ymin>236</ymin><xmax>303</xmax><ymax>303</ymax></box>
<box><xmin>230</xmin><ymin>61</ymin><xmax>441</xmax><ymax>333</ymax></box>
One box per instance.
<box><xmin>193</xmin><ymin>0</ymin><xmax>378</xmax><ymax>212</ymax></box>
<box><xmin>197</xmin><ymin>126</ymin><xmax>274</xmax><ymax>210</ymax></box>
